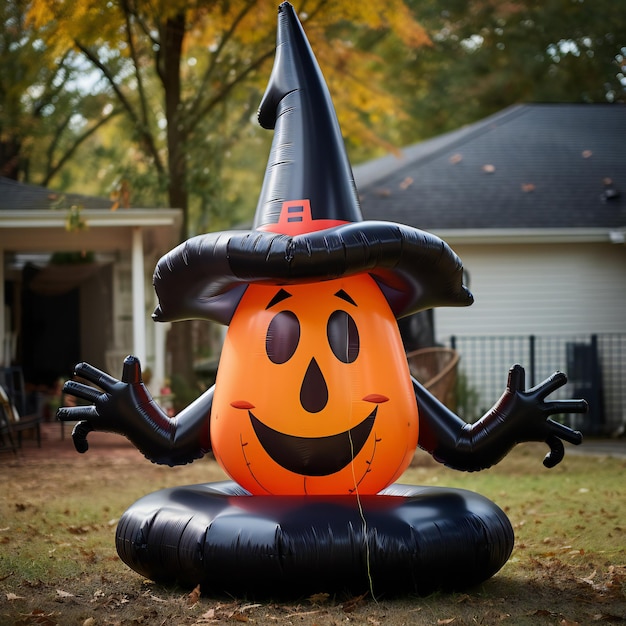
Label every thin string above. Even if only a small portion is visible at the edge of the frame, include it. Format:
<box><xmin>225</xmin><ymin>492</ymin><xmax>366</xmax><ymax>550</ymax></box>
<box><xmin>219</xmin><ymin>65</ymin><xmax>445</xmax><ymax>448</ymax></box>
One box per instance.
<box><xmin>343</xmin><ymin>311</ymin><xmax>376</xmax><ymax>601</ymax></box>
<box><xmin>348</xmin><ymin>425</ymin><xmax>376</xmax><ymax>601</ymax></box>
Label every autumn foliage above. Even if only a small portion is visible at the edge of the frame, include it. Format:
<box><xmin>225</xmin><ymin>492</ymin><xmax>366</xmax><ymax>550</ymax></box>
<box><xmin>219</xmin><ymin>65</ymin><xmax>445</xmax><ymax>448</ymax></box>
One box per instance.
<box><xmin>27</xmin><ymin>0</ymin><xmax>431</xmax><ymax>225</ymax></box>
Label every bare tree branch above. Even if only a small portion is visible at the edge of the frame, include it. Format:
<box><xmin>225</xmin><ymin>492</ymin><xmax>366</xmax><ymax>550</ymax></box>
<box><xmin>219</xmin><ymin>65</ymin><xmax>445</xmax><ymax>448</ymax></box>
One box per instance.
<box><xmin>187</xmin><ymin>46</ymin><xmax>275</xmax><ymax>134</ymax></box>
<box><xmin>43</xmin><ymin>108</ymin><xmax>122</xmax><ymax>186</ymax></box>
<box><xmin>74</xmin><ymin>39</ymin><xmax>165</xmax><ymax>176</ymax></box>
<box><xmin>119</xmin><ymin>0</ymin><xmax>153</xmax><ymax>140</ymax></box>
<box><xmin>188</xmin><ymin>0</ymin><xmax>258</xmax><ymax>117</ymax></box>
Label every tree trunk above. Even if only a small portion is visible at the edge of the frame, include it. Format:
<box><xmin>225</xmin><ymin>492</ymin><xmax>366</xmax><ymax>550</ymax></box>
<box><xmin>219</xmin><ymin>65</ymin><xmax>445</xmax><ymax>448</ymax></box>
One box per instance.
<box><xmin>160</xmin><ymin>12</ymin><xmax>195</xmax><ymax>387</ymax></box>
<box><xmin>166</xmin><ymin>320</ymin><xmax>198</xmax><ymax>407</ymax></box>
<box><xmin>0</xmin><ymin>137</ymin><xmax>22</xmax><ymax>180</ymax></box>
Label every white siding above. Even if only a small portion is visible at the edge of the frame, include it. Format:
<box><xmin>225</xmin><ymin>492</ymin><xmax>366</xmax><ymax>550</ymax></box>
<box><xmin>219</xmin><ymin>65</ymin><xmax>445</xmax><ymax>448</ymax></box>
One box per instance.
<box><xmin>434</xmin><ymin>242</ymin><xmax>626</xmax><ymax>340</ymax></box>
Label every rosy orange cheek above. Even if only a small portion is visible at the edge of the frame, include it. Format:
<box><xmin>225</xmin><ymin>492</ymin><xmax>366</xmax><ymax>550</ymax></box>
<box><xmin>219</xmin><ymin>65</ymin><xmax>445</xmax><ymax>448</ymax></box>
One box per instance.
<box><xmin>231</xmin><ymin>400</ymin><xmax>255</xmax><ymax>409</ymax></box>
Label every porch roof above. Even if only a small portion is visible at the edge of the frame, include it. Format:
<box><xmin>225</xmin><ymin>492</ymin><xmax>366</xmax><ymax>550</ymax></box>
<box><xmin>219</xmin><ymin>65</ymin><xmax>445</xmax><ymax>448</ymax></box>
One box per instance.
<box><xmin>0</xmin><ymin>175</ymin><xmax>182</xmax><ymax>255</ymax></box>
<box><xmin>0</xmin><ymin>208</ymin><xmax>183</xmax><ymax>255</ymax></box>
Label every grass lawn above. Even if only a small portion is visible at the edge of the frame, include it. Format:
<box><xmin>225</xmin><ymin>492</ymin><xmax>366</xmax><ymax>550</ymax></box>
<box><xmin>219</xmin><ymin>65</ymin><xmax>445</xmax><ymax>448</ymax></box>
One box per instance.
<box><xmin>1</xmin><ymin>438</ymin><xmax>624</xmax><ymax>625</ymax></box>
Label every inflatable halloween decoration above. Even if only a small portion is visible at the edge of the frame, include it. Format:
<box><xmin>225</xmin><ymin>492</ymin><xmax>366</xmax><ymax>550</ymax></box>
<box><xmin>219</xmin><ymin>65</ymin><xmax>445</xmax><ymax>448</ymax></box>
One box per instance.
<box><xmin>59</xmin><ymin>2</ymin><xmax>587</xmax><ymax>597</ymax></box>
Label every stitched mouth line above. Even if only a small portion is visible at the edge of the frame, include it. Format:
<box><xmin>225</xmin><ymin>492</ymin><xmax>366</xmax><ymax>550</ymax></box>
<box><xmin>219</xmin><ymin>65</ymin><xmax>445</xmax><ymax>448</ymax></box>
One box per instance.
<box><xmin>249</xmin><ymin>407</ymin><xmax>378</xmax><ymax>476</ymax></box>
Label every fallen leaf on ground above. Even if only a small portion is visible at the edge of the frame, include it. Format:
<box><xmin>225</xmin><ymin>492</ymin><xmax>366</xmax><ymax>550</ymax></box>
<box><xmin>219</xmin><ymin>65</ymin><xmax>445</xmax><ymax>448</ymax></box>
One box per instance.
<box><xmin>308</xmin><ymin>592</ymin><xmax>329</xmax><ymax>604</ymax></box>
<box><xmin>146</xmin><ymin>593</ymin><xmax>166</xmax><ymax>603</ymax></box>
<box><xmin>188</xmin><ymin>584</ymin><xmax>201</xmax><ymax>606</ymax></box>
<box><xmin>283</xmin><ymin>609</ymin><xmax>323</xmax><ymax>618</ymax></box>
<box><xmin>14</xmin><ymin>609</ymin><xmax>58</xmax><ymax>625</ymax></box>
<box><xmin>7</xmin><ymin>592</ymin><xmax>25</xmax><ymax>600</ymax></box>
<box><xmin>343</xmin><ymin>592</ymin><xmax>367</xmax><ymax>612</ymax></box>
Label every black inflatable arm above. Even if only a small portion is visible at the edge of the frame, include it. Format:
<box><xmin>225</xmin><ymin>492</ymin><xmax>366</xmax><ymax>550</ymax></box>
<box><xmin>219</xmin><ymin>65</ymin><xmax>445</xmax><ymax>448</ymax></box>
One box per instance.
<box><xmin>415</xmin><ymin>364</ymin><xmax>587</xmax><ymax>471</ymax></box>
<box><xmin>57</xmin><ymin>356</ymin><xmax>212</xmax><ymax>466</ymax></box>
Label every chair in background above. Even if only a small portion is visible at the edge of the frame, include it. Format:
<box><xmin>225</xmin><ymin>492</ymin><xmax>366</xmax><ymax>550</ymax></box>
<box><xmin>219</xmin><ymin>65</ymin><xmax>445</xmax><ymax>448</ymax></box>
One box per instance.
<box><xmin>0</xmin><ymin>367</ymin><xmax>42</xmax><ymax>448</ymax></box>
<box><xmin>406</xmin><ymin>347</ymin><xmax>460</xmax><ymax>411</ymax></box>
<box><xmin>0</xmin><ymin>396</ymin><xmax>17</xmax><ymax>454</ymax></box>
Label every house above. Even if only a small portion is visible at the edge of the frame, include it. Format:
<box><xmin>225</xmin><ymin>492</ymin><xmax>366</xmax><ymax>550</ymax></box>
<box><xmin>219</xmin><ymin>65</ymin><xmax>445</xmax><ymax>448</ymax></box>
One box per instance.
<box><xmin>354</xmin><ymin>104</ymin><xmax>626</xmax><ymax>435</ymax></box>
<box><xmin>0</xmin><ymin>176</ymin><xmax>182</xmax><ymax>406</ymax></box>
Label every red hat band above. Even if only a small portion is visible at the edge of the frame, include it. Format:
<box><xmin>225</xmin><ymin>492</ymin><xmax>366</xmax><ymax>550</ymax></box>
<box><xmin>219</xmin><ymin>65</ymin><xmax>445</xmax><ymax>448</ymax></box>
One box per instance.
<box><xmin>259</xmin><ymin>200</ymin><xmax>348</xmax><ymax>236</ymax></box>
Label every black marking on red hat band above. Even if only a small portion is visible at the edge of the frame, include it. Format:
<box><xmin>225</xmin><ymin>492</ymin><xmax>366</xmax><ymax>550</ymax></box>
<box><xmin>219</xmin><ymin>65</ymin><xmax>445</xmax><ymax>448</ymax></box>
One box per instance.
<box><xmin>287</xmin><ymin>205</ymin><xmax>304</xmax><ymax>223</ymax></box>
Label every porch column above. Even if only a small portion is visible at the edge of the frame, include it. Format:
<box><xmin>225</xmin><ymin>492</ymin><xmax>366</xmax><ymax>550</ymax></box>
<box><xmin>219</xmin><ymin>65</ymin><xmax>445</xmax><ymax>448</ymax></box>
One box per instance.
<box><xmin>131</xmin><ymin>227</ymin><xmax>146</xmax><ymax>365</ymax></box>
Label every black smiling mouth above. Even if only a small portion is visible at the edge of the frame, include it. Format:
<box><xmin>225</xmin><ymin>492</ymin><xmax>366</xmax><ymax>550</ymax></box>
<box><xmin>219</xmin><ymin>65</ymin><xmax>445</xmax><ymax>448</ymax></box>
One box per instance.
<box><xmin>249</xmin><ymin>408</ymin><xmax>377</xmax><ymax>476</ymax></box>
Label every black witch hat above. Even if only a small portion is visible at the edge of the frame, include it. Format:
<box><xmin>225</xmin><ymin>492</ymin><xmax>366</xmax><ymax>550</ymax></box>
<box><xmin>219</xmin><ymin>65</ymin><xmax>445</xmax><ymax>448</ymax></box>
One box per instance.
<box><xmin>153</xmin><ymin>2</ymin><xmax>472</xmax><ymax>326</ymax></box>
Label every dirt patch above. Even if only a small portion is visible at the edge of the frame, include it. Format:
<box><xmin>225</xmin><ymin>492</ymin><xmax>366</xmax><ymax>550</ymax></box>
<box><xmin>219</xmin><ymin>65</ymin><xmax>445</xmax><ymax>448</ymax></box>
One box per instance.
<box><xmin>3</xmin><ymin>421</ymin><xmax>140</xmax><ymax>464</ymax></box>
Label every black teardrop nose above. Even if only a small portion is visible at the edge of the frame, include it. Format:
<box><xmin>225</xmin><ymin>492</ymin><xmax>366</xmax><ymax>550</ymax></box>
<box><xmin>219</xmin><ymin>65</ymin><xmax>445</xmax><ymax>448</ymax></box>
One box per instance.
<box><xmin>300</xmin><ymin>358</ymin><xmax>328</xmax><ymax>413</ymax></box>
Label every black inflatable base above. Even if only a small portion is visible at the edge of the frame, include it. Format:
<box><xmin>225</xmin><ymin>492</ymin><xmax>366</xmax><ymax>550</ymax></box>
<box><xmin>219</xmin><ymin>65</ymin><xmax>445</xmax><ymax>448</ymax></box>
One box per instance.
<box><xmin>115</xmin><ymin>481</ymin><xmax>514</xmax><ymax>598</ymax></box>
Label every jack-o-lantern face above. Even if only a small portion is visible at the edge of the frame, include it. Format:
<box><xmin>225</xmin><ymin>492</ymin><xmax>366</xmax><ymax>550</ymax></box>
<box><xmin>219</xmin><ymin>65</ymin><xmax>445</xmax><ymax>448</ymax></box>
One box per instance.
<box><xmin>210</xmin><ymin>273</ymin><xmax>419</xmax><ymax>495</ymax></box>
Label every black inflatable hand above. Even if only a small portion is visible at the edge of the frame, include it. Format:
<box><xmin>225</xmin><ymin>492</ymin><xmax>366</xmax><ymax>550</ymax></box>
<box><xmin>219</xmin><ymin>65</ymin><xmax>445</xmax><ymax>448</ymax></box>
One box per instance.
<box><xmin>59</xmin><ymin>356</ymin><xmax>212</xmax><ymax>465</ymax></box>
<box><xmin>58</xmin><ymin>356</ymin><xmax>172</xmax><ymax>457</ymax></box>
<box><xmin>415</xmin><ymin>364</ymin><xmax>587</xmax><ymax>472</ymax></box>
<box><xmin>476</xmin><ymin>364</ymin><xmax>586</xmax><ymax>468</ymax></box>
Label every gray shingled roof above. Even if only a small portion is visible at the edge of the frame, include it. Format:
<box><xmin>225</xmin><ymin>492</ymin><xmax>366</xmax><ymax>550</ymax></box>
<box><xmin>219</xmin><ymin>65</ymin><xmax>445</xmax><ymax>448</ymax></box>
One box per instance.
<box><xmin>354</xmin><ymin>104</ymin><xmax>626</xmax><ymax>231</ymax></box>
<box><xmin>0</xmin><ymin>177</ymin><xmax>111</xmax><ymax>210</ymax></box>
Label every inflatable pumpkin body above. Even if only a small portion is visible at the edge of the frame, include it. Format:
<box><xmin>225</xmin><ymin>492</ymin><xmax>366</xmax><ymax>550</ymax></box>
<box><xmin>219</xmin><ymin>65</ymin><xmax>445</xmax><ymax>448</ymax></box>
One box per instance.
<box><xmin>211</xmin><ymin>273</ymin><xmax>419</xmax><ymax>495</ymax></box>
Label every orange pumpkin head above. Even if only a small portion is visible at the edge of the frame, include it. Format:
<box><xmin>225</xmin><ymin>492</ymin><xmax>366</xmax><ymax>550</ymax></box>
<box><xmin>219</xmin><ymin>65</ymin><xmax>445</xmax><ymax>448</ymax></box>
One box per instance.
<box><xmin>210</xmin><ymin>273</ymin><xmax>419</xmax><ymax>495</ymax></box>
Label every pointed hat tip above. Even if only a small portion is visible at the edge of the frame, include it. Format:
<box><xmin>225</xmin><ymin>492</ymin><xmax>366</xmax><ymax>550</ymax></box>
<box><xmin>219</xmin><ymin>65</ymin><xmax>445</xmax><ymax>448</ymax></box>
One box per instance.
<box><xmin>258</xmin><ymin>1</ymin><xmax>314</xmax><ymax>130</ymax></box>
<box><xmin>254</xmin><ymin>1</ymin><xmax>362</xmax><ymax>231</ymax></box>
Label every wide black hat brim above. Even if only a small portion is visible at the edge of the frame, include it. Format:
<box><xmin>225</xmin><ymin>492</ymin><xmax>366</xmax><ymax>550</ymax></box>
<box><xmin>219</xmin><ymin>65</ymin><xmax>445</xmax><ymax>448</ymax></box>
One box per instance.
<box><xmin>152</xmin><ymin>221</ymin><xmax>473</xmax><ymax>326</ymax></box>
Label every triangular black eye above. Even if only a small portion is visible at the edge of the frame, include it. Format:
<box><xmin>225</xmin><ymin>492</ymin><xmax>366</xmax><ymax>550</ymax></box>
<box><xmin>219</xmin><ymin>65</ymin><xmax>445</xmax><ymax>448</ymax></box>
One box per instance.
<box><xmin>266</xmin><ymin>288</ymin><xmax>292</xmax><ymax>309</ymax></box>
<box><xmin>334</xmin><ymin>289</ymin><xmax>356</xmax><ymax>306</ymax></box>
